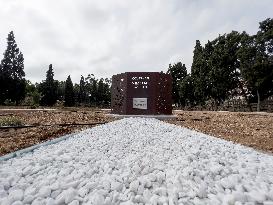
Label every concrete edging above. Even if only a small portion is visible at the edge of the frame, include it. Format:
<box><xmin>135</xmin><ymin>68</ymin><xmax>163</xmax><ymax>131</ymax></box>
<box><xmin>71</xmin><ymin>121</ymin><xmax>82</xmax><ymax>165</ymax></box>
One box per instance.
<box><xmin>106</xmin><ymin>114</ymin><xmax>177</xmax><ymax>120</ymax></box>
<box><xmin>0</xmin><ymin>133</ymin><xmax>76</xmax><ymax>162</ymax></box>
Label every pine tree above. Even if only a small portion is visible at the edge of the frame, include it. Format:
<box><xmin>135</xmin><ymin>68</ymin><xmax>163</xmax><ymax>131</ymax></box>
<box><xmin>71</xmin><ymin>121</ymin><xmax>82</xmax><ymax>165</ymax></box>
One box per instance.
<box><xmin>64</xmin><ymin>75</ymin><xmax>75</xmax><ymax>107</ymax></box>
<box><xmin>0</xmin><ymin>31</ymin><xmax>26</xmax><ymax>104</ymax></box>
<box><xmin>40</xmin><ymin>64</ymin><xmax>58</xmax><ymax>106</ymax></box>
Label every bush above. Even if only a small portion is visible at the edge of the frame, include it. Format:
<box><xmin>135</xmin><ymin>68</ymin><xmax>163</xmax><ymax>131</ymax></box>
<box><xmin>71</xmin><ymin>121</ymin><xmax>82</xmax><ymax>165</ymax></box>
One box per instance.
<box><xmin>0</xmin><ymin>117</ymin><xmax>23</xmax><ymax>126</ymax></box>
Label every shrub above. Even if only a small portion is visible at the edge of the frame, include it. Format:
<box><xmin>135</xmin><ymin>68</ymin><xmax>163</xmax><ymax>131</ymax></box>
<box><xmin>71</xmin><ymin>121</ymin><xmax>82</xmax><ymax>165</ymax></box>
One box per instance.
<box><xmin>0</xmin><ymin>116</ymin><xmax>23</xmax><ymax>126</ymax></box>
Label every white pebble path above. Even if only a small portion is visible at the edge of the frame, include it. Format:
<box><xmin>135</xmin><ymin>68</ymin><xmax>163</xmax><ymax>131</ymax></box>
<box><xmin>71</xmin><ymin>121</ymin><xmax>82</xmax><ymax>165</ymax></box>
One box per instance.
<box><xmin>0</xmin><ymin>118</ymin><xmax>273</xmax><ymax>205</ymax></box>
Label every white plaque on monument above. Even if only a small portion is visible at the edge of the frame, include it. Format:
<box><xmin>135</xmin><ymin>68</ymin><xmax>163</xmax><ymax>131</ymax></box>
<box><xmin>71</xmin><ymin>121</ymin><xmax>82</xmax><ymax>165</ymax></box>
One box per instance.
<box><xmin>133</xmin><ymin>98</ymin><xmax>147</xmax><ymax>109</ymax></box>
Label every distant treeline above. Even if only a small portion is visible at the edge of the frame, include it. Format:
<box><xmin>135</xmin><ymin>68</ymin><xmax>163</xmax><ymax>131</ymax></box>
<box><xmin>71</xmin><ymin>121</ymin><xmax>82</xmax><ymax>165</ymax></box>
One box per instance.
<box><xmin>167</xmin><ymin>18</ymin><xmax>273</xmax><ymax>111</ymax></box>
<box><xmin>34</xmin><ymin>65</ymin><xmax>111</xmax><ymax>107</ymax></box>
<box><xmin>0</xmin><ymin>31</ymin><xmax>111</xmax><ymax>107</ymax></box>
<box><xmin>0</xmin><ymin>18</ymin><xmax>272</xmax><ymax>110</ymax></box>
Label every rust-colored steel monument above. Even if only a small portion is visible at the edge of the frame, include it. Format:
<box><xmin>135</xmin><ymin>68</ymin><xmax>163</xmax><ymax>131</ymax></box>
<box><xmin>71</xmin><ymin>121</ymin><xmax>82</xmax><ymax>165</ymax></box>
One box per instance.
<box><xmin>111</xmin><ymin>72</ymin><xmax>172</xmax><ymax>115</ymax></box>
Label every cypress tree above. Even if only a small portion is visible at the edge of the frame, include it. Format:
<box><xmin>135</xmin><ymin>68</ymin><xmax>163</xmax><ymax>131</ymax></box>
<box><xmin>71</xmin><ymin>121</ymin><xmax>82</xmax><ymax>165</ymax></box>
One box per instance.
<box><xmin>64</xmin><ymin>75</ymin><xmax>75</xmax><ymax>107</ymax></box>
<box><xmin>78</xmin><ymin>75</ymin><xmax>86</xmax><ymax>104</ymax></box>
<box><xmin>191</xmin><ymin>40</ymin><xmax>207</xmax><ymax>105</ymax></box>
<box><xmin>40</xmin><ymin>64</ymin><xmax>58</xmax><ymax>106</ymax></box>
<box><xmin>0</xmin><ymin>31</ymin><xmax>26</xmax><ymax>104</ymax></box>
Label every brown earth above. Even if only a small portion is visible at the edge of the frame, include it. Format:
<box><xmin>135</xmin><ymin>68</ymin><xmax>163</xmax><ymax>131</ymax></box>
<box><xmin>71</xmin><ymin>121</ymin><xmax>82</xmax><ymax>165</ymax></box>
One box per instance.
<box><xmin>168</xmin><ymin>111</ymin><xmax>273</xmax><ymax>153</ymax></box>
<box><xmin>0</xmin><ymin>108</ymin><xmax>113</xmax><ymax>156</ymax></box>
<box><xmin>0</xmin><ymin>109</ymin><xmax>272</xmax><ymax>156</ymax></box>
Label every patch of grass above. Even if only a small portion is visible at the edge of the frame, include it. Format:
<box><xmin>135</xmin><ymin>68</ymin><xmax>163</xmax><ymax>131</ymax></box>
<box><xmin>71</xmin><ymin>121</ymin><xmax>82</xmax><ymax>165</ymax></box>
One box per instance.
<box><xmin>0</xmin><ymin>116</ymin><xmax>23</xmax><ymax>127</ymax></box>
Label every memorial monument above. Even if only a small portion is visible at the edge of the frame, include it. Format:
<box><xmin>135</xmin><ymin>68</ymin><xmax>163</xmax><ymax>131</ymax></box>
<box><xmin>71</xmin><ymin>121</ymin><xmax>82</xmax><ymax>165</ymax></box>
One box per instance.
<box><xmin>111</xmin><ymin>72</ymin><xmax>172</xmax><ymax>115</ymax></box>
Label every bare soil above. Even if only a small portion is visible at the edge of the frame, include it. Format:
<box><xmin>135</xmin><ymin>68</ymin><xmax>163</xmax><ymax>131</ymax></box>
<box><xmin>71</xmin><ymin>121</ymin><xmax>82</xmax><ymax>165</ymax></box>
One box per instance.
<box><xmin>168</xmin><ymin>111</ymin><xmax>273</xmax><ymax>153</ymax></box>
<box><xmin>0</xmin><ymin>109</ymin><xmax>272</xmax><ymax>156</ymax></box>
<box><xmin>0</xmin><ymin>108</ymin><xmax>113</xmax><ymax>156</ymax></box>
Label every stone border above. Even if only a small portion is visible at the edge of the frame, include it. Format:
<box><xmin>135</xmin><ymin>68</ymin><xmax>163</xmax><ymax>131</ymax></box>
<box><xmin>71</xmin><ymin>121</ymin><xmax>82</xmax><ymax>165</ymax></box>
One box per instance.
<box><xmin>106</xmin><ymin>114</ymin><xmax>177</xmax><ymax>120</ymax></box>
<box><xmin>0</xmin><ymin>133</ymin><xmax>76</xmax><ymax>162</ymax></box>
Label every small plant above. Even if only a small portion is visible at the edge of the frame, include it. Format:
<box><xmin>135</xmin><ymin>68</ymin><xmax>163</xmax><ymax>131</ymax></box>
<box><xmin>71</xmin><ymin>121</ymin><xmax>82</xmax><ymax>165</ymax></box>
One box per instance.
<box><xmin>30</xmin><ymin>104</ymin><xmax>38</xmax><ymax>109</ymax></box>
<box><xmin>0</xmin><ymin>116</ymin><xmax>23</xmax><ymax>126</ymax></box>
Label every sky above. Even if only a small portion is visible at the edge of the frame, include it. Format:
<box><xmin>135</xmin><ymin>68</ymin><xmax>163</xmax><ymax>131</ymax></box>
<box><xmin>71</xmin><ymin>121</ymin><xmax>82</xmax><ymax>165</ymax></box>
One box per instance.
<box><xmin>0</xmin><ymin>0</ymin><xmax>272</xmax><ymax>83</ymax></box>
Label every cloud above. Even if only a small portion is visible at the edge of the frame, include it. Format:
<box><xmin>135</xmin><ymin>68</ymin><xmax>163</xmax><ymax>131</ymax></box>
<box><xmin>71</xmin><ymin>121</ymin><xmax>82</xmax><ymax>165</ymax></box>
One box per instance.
<box><xmin>0</xmin><ymin>0</ymin><xmax>272</xmax><ymax>83</ymax></box>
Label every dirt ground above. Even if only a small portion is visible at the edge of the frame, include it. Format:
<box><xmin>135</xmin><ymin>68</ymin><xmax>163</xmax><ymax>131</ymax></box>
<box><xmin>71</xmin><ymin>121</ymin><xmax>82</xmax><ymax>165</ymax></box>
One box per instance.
<box><xmin>0</xmin><ymin>109</ymin><xmax>272</xmax><ymax>156</ymax></box>
<box><xmin>168</xmin><ymin>111</ymin><xmax>273</xmax><ymax>153</ymax></box>
<box><xmin>0</xmin><ymin>108</ymin><xmax>113</xmax><ymax>156</ymax></box>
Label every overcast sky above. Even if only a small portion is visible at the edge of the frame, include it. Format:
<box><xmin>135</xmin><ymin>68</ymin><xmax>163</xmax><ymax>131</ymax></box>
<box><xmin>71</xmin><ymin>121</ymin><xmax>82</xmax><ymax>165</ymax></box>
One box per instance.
<box><xmin>0</xmin><ymin>0</ymin><xmax>272</xmax><ymax>83</ymax></box>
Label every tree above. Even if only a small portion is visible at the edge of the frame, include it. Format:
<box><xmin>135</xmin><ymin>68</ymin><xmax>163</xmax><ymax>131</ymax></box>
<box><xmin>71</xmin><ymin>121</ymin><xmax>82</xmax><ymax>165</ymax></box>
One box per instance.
<box><xmin>24</xmin><ymin>80</ymin><xmax>41</xmax><ymax>106</ymax></box>
<box><xmin>91</xmin><ymin>79</ymin><xmax>98</xmax><ymax>105</ymax></box>
<box><xmin>0</xmin><ymin>31</ymin><xmax>26</xmax><ymax>104</ymax></box>
<box><xmin>97</xmin><ymin>78</ymin><xmax>104</xmax><ymax>105</ymax></box>
<box><xmin>191</xmin><ymin>40</ymin><xmax>208</xmax><ymax>105</ymax></box>
<box><xmin>258</xmin><ymin>18</ymin><xmax>273</xmax><ymax>56</ymax></box>
<box><xmin>238</xmin><ymin>19</ymin><xmax>273</xmax><ymax>111</ymax></box>
<box><xmin>102</xmin><ymin>78</ymin><xmax>111</xmax><ymax>106</ymax></box>
<box><xmin>40</xmin><ymin>64</ymin><xmax>58</xmax><ymax>106</ymax></box>
<box><xmin>85</xmin><ymin>74</ymin><xmax>98</xmax><ymax>106</ymax></box>
<box><xmin>64</xmin><ymin>75</ymin><xmax>75</xmax><ymax>107</ymax></box>
<box><xmin>56</xmin><ymin>81</ymin><xmax>65</xmax><ymax>102</ymax></box>
<box><xmin>167</xmin><ymin>62</ymin><xmax>187</xmax><ymax>106</ymax></box>
<box><xmin>81</xmin><ymin>74</ymin><xmax>111</xmax><ymax>107</ymax></box>
<box><xmin>179</xmin><ymin>74</ymin><xmax>194</xmax><ymax>107</ymax></box>
<box><xmin>78</xmin><ymin>75</ymin><xmax>86</xmax><ymax>105</ymax></box>
<box><xmin>255</xmin><ymin>18</ymin><xmax>273</xmax><ymax>105</ymax></box>
<box><xmin>208</xmin><ymin>32</ymin><xmax>242</xmax><ymax>107</ymax></box>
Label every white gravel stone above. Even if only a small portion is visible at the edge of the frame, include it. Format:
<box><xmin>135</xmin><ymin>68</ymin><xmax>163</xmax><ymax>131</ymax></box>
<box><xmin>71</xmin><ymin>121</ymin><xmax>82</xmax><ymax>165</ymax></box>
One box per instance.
<box><xmin>22</xmin><ymin>195</ymin><xmax>34</xmax><ymax>204</ymax></box>
<box><xmin>68</xmin><ymin>200</ymin><xmax>80</xmax><ymax>205</ymax></box>
<box><xmin>91</xmin><ymin>192</ymin><xmax>105</xmax><ymax>205</ymax></box>
<box><xmin>0</xmin><ymin>189</ymin><xmax>7</xmax><ymax>198</ymax></box>
<box><xmin>129</xmin><ymin>180</ymin><xmax>139</xmax><ymax>193</ymax></box>
<box><xmin>38</xmin><ymin>186</ymin><xmax>51</xmax><ymax>198</ymax></box>
<box><xmin>11</xmin><ymin>201</ymin><xmax>23</xmax><ymax>205</ymax></box>
<box><xmin>8</xmin><ymin>189</ymin><xmax>24</xmax><ymax>203</ymax></box>
<box><xmin>0</xmin><ymin>118</ymin><xmax>273</xmax><ymax>204</ymax></box>
<box><xmin>268</xmin><ymin>190</ymin><xmax>273</xmax><ymax>200</ymax></box>
<box><xmin>64</xmin><ymin>187</ymin><xmax>78</xmax><ymax>204</ymax></box>
<box><xmin>45</xmin><ymin>198</ymin><xmax>55</xmax><ymax>205</ymax></box>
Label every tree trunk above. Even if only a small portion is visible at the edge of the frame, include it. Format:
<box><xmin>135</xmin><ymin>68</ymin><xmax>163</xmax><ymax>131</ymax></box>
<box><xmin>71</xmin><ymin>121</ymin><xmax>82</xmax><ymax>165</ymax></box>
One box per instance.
<box><xmin>238</xmin><ymin>80</ymin><xmax>252</xmax><ymax>112</ymax></box>
<box><xmin>257</xmin><ymin>89</ymin><xmax>260</xmax><ymax>112</ymax></box>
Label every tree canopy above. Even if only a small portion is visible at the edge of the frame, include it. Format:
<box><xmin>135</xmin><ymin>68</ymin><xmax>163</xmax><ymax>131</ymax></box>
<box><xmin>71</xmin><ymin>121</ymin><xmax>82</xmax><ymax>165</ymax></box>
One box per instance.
<box><xmin>169</xmin><ymin>18</ymin><xmax>273</xmax><ymax>111</ymax></box>
<box><xmin>167</xmin><ymin>62</ymin><xmax>187</xmax><ymax>105</ymax></box>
